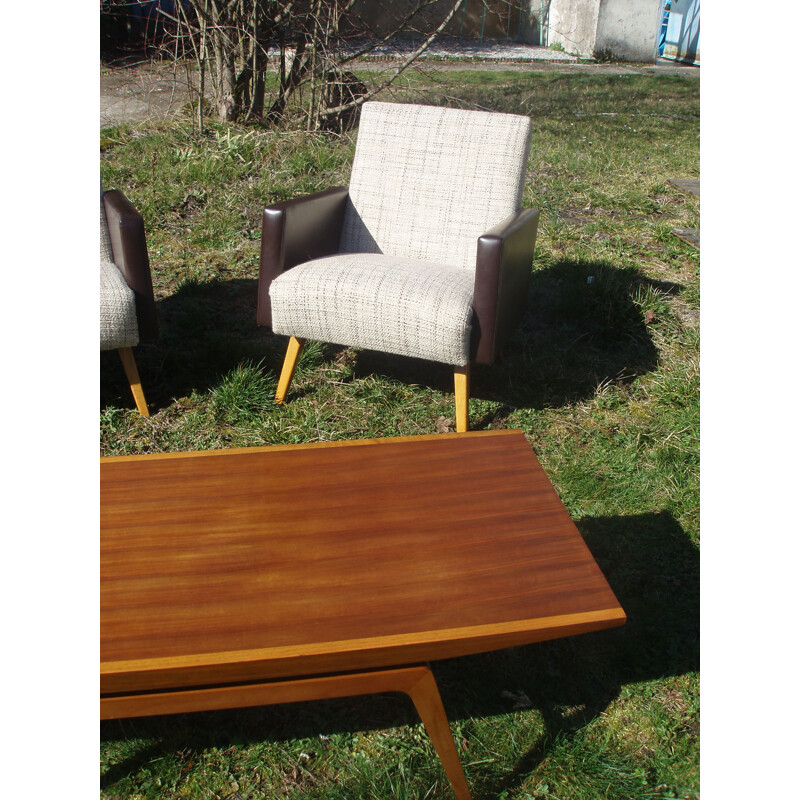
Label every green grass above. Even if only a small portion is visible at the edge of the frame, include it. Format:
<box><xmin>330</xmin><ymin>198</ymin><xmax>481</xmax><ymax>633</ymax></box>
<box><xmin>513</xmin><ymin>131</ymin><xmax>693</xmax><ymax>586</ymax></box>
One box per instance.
<box><xmin>101</xmin><ymin>68</ymin><xmax>699</xmax><ymax>800</ymax></box>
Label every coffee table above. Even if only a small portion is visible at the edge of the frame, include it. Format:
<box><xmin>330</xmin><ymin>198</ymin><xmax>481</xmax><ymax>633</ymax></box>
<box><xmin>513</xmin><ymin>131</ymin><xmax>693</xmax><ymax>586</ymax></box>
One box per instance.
<box><xmin>101</xmin><ymin>429</ymin><xmax>625</xmax><ymax>799</ymax></box>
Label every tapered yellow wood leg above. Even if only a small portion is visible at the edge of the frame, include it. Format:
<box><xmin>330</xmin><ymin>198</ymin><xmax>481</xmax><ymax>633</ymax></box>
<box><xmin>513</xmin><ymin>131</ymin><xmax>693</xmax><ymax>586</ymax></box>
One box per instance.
<box><xmin>275</xmin><ymin>336</ymin><xmax>305</xmax><ymax>404</ymax></box>
<box><xmin>118</xmin><ymin>347</ymin><xmax>149</xmax><ymax>417</ymax></box>
<box><xmin>406</xmin><ymin>666</ymin><xmax>472</xmax><ymax>800</ymax></box>
<box><xmin>102</xmin><ymin>663</ymin><xmax>472</xmax><ymax>800</ymax></box>
<box><xmin>454</xmin><ymin>364</ymin><xmax>470</xmax><ymax>433</ymax></box>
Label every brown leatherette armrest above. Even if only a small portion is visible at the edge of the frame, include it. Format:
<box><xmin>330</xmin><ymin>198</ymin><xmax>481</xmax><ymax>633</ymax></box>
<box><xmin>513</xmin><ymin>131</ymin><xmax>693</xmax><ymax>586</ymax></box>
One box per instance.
<box><xmin>103</xmin><ymin>190</ymin><xmax>159</xmax><ymax>340</ymax></box>
<box><xmin>471</xmin><ymin>208</ymin><xmax>540</xmax><ymax>365</ymax></box>
<box><xmin>257</xmin><ymin>186</ymin><xmax>349</xmax><ymax>327</ymax></box>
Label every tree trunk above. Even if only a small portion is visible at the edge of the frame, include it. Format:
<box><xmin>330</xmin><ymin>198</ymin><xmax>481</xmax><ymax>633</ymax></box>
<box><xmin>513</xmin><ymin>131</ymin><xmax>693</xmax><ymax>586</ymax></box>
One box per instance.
<box><xmin>248</xmin><ymin>0</ymin><xmax>265</xmax><ymax>120</ymax></box>
<box><xmin>267</xmin><ymin>37</ymin><xmax>309</xmax><ymax>124</ymax></box>
<box><xmin>215</xmin><ymin>26</ymin><xmax>238</xmax><ymax>121</ymax></box>
<box><xmin>171</xmin><ymin>0</ymin><xmax>467</xmax><ymax>128</ymax></box>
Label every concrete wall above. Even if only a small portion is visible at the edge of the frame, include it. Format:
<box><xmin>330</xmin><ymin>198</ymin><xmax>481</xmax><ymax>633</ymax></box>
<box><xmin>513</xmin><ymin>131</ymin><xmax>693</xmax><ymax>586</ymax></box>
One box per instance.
<box><xmin>548</xmin><ymin>0</ymin><xmax>602</xmax><ymax>55</ymax></box>
<box><xmin>595</xmin><ymin>0</ymin><xmax>662</xmax><ymax>61</ymax></box>
<box><xmin>548</xmin><ymin>0</ymin><xmax>662</xmax><ymax>60</ymax></box>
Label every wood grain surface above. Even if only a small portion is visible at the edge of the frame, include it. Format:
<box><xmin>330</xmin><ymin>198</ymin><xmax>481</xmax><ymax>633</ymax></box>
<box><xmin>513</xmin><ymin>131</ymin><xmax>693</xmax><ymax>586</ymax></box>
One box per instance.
<box><xmin>101</xmin><ymin>430</ymin><xmax>625</xmax><ymax>694</ymax></box>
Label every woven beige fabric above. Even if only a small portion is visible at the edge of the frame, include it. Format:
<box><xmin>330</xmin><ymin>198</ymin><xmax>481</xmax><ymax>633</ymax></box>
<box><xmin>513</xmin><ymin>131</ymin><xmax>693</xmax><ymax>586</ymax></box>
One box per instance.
<box><xmin>340</xmin><ymin>102</ymin><xmax>532</xmax><ymax>271</ymax></box>
<box><xmin>101</xmin><ymin>259</ymin><xmax>139</xmax><ymax>350</ymax></box>
<box><xmin>101</xmin><ymin>192</ymin><xmax>114</xmax><ymax>262</ymax></box>
<box><xmin>271</xmin><ymin>253</ymin><xmax>475</xmax><ymax>366</ymax></box>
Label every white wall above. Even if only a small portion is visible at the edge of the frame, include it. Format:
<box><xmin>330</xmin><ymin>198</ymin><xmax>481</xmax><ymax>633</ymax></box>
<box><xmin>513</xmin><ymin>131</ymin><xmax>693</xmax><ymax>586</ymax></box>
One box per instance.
<box><xmin>596</xmin><ymin>0</ymin><xmax>662</xmax><ymax>61</ymax></box>
<box><xmin>548</xmin><ymin>0</ymin><xmax>601</xmax><ymax>55</ymax></box>
<box><xmin>548</xmin><ymin>0</ymin><xmax>662</xmax><ymax>61</ymax></box>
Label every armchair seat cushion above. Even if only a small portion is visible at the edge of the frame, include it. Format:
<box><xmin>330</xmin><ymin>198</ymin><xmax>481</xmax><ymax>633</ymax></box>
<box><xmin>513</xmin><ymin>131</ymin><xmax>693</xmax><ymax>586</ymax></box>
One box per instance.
<box><xmin>270</xmin><ymin>253</ymin><xmax>475</xmax><ymax>366</ymax></box>
<box><xmin>101</xmin><ymin>259</ymin><xmax>139</xmax><ymax>350</ymax></box>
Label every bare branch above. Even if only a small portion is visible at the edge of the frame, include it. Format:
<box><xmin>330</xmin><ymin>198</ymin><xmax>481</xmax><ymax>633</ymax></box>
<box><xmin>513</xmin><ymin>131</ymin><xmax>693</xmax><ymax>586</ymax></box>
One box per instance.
<box><xmin>336</xmin><ymin>0</ymin><xmax>441</xmax><ymax>65</ymax></box>
<box><xmin>156</xmin><ymin>0</ymin><xmax>471</xmax><ymax>127</ymax></box>
<box><xmin>320</xmin><ymin>0</ymin><xmax>466</xmax><ymax>118</ymax></box>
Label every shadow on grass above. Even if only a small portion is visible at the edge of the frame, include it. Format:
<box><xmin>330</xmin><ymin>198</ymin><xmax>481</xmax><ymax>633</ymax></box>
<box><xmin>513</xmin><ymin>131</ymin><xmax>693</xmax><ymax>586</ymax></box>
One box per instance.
<box><xmin>481</xmin><ymin>258</ymin><xmax>681</xmax><ymax>413</ymax></box>
<box><xmin>443</xmin><ymin>510</ymin><xmax>699</xmax><ymax>797</ymax></box>
<box><xmin>341</xmin><ymin>258</ymin><xmax>677</xmax><ymax>418</ymax></box>
<box><xmin>100</xmin><ymin>277</ymin><xmax>285</xmax><ymax>413</ymax></box>
<box><xmin>101</xmin><ymin>510</ymin><xmax>698</xmax><ymax>797</ymax></box>
<box><xmin>101</xmin><ymin>260</ymin><xmax>680</xmax><ymax>420</ymax></box>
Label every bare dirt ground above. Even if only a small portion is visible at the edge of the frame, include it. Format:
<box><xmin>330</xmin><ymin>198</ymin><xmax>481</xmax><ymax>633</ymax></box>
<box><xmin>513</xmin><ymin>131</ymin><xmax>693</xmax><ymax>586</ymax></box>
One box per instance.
<box><xmin>100</xmin><ymin>53</ymin><xmax>698</xmax><ymax>129</ymax></box>
<box><xmin>101</xmin><ymin>61</ymin><xmax>197</xmax><ymax>128</ymax></box>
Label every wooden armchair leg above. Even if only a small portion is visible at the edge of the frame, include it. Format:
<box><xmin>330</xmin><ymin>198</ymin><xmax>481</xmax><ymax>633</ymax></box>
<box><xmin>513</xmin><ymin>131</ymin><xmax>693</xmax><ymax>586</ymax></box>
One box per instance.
<box><xmin>454</xmin><ymin>364</ymin><xmax>470</xmax><ymax>433</ymax></box>
<box><xmin>275</xmin><ymin>336</ymin><xmax>305</xmax><ymax>405</ymax></box>
<box><xmin>117</xmin><ymin>347</ymin><xmax>149</xmax><ymax>417</ymax></box>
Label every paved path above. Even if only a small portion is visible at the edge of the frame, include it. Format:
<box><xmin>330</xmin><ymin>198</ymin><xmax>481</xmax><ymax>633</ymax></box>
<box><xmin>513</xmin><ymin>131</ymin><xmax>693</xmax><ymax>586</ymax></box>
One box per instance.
<box><xmin>101</xmin><ymin>38</ymin><xmax>698</xmax><ymax>128</ymax></box>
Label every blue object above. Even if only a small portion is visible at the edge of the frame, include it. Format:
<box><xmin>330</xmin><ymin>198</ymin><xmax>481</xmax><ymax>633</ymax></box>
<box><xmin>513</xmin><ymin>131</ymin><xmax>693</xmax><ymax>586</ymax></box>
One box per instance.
<box><xmin>658</xmin><ymin>2</ymin><xmax>671</xmax><ymax>56</ymax></box>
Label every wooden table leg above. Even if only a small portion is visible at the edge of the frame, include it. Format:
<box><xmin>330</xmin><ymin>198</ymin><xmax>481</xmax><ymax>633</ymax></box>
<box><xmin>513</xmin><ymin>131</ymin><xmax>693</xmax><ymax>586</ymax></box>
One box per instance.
<box><xmin>405</xmin><ymin>665</ymin><xmax>473</xmax><ymax>800</ymax></box>
<box><xmin>101</xmin><ymin>664</ymin><xmax>471</xmax><ymax>800</ymax></box>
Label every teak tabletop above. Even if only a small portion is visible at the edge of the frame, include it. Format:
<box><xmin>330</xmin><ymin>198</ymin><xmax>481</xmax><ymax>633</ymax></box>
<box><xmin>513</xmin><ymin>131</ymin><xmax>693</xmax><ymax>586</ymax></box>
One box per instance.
<box><xmin>101</xmin><ymin>429</ymin><xmax>625</xmax><ymax>799</ymax></box>
<box><xmin>101</xmin><ymin>429</ymin><xmax>624</xmax><ymax>696</ymax></box>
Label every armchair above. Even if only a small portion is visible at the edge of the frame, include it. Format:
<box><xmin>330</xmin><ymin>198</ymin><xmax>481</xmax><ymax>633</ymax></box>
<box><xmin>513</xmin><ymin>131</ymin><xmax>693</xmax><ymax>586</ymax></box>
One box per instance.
<box><xmin>257</xmin><ymin>102</ymin><xmax>539</xmax><ymax>431</ymax></box>
<box><xmin>100</xmin><ymin>188</ymin><xmax>158</xmax><ymax>416</ymax></box>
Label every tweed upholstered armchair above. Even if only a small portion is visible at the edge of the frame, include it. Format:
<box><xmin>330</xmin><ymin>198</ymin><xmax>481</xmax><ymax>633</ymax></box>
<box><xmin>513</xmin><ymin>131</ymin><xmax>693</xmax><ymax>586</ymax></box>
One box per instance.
<box><xmin>257</xmin><ymin>101</ymin><xmax>539</xmax><ymax>431</ymax></box>
<box><xmin>100</xmin><ymin>188</ymin><xmax>158</xmax><ymax>416</ymax></box>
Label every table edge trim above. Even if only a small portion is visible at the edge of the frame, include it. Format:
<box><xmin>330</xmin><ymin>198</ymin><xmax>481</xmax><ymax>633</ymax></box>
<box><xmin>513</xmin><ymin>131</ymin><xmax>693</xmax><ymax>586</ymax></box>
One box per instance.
<box><xmin>100</xmin><ymin>428</ymin><xmax>523</xmax><ymax>463</ymax></box>
<box><xmin>102</xmin><ymin>607</ymin><xmax>626</xmax><ymax>679</ymax></box>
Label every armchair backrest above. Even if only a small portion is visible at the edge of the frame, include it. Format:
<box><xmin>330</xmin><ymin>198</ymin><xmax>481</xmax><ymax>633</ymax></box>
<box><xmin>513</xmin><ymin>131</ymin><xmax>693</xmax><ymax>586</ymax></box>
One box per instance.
<box><xmin>339</xmin><ymin>102</ymin><xmax>532</xmax><ymax>271</ymax></box>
